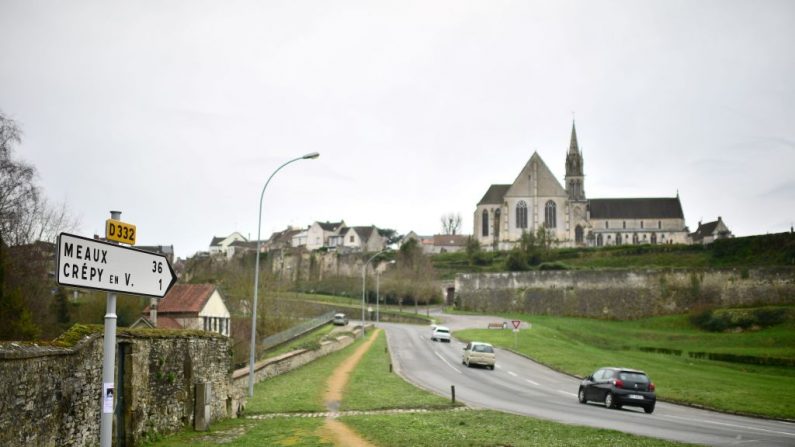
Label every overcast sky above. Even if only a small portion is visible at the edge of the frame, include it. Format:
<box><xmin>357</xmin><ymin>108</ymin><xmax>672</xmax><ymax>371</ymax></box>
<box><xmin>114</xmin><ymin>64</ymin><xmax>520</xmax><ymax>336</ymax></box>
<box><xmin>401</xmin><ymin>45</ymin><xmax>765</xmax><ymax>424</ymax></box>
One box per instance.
<box><xmin>1</xmin><ymin>0</ymin><xmax>793</xmax><ymax>258</ymax></box>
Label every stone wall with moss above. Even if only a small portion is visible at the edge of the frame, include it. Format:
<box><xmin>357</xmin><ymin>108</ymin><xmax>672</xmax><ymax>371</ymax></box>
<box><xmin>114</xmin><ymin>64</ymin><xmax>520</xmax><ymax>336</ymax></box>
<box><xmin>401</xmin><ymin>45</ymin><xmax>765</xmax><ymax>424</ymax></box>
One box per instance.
<box><xmin>455</xmin><ymin>267</ymin><xmax>795</xmax><ymax>319</ymax></box>
<box><xmin>0</xmin><ymin>326</ymin><xmax>238</xmax><ymax>447</ymax></box>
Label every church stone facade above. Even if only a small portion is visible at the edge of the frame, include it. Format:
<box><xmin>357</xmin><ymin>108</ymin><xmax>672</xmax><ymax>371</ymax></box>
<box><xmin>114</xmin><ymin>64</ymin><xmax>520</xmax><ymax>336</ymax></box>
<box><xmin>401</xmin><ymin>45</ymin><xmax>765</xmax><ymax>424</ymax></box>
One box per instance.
<box><xmin>474</xmin><ymin>123</ymin><xmax>690</xmax><ymax>250</ymax></box>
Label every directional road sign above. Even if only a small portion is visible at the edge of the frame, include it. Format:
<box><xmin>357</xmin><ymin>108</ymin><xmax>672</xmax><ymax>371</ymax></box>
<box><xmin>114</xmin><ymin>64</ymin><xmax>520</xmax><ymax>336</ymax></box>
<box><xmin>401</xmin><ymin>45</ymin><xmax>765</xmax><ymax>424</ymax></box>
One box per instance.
<box><xmin>56</xmin><ymin>232</ymin><xmax>176</xmax><ymax>298</ymax></box>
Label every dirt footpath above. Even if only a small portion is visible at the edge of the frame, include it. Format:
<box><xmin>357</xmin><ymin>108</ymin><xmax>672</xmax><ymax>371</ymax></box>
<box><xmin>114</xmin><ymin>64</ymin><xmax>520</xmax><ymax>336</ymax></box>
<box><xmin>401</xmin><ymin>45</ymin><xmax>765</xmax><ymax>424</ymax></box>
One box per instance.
<box><xmin>319</xmin><ymin>328</ymin><xmax>380</xmax><ymax>447</ymax></box>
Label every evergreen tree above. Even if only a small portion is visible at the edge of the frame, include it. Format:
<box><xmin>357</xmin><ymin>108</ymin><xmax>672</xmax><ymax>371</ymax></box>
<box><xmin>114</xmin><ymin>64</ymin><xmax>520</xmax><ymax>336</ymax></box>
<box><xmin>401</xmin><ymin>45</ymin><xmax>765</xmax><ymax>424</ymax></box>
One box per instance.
<box><xmin>0</xmin><ymin>234</ymin><xmax>40</xmax><ymax>340</ymax></box>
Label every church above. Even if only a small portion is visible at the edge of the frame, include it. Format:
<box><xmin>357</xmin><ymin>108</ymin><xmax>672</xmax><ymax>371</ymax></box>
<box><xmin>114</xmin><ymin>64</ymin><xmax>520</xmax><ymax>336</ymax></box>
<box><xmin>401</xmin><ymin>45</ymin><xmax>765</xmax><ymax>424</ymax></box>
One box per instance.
<box><xmin>474</xmin><ymin>123</ymin><xmax>690</xmax><ymax>250</ymax></box>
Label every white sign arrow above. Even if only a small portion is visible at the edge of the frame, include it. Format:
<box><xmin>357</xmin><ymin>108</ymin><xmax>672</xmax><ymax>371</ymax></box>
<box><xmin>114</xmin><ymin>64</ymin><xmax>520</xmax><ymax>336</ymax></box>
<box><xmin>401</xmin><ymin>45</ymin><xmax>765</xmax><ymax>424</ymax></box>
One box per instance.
<box><xmin>56</xmin><ymin>233</ymin><xmax>176</xmax><ymax>298</ymax></box>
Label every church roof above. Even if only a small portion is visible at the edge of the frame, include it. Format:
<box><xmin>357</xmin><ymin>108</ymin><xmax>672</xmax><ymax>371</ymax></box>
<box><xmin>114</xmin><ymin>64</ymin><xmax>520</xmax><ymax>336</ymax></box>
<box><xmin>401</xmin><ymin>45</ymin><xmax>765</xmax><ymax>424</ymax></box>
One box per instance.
<box><xmin>478</xmin><ymin>184</ymin><xmax>511</xmax><ymax>205</ymax></box>
<box><xmin>588</xmin><ymin>198</ymin><xmax>684</xmax><ymax>219</ymax></box>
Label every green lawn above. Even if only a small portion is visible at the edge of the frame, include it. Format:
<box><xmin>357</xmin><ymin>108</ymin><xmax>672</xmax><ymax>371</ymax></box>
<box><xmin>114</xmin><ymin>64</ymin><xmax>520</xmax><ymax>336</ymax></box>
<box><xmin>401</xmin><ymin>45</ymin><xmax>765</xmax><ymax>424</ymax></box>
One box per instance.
<box><xmin>342</xmin><ymin>410</ymin><xmax>695</xmax><ymax>447</ymax></box>
<box><xmin>341</xmin><ymin>331</ymin><xmax>457</xmax><ymax>411</ymax></box>
<box><xmin>143</xmin><ymin>328</ymin><xmax>699</xmax><ymax>446</ymax></box>
<box><xmin>141</xmin><ymin>417</ymin><xmax>332</xmax><ymax>447</ymax></box>
<box><xmin>246</xmin><ymin>336</ymin><xmax>366</xmax><ymax>414</ymax></box>
<box><xmin>454</xmin><ymin>311</ymin><xmax>795</xmax><ymax>419</ymax></box>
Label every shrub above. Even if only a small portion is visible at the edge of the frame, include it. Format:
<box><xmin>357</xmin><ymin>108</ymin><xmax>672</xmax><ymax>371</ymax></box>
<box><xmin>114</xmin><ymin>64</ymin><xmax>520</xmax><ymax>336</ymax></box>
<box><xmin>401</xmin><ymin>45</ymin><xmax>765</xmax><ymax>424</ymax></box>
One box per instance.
<box><xmin>538</xmin><ymin>261</ymin><xmax>570</xmax><ymax>271</ymax></box>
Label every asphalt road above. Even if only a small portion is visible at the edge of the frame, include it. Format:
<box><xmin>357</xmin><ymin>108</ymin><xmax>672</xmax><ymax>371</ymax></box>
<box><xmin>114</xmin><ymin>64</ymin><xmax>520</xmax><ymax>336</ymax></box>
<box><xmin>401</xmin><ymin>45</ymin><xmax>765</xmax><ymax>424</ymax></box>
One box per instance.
<box><xmin>375</xmin><ymin>313</ymin><xmax>795</xmax><ymax>447</ymax></box>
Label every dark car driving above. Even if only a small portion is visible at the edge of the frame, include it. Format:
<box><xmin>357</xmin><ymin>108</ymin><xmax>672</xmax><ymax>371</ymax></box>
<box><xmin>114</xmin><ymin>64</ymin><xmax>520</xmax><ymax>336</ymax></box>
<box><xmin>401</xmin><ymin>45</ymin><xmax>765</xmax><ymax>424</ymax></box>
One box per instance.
<box><xmin>578</xmin><ymin>367</ymin><xmax>656</xmax><ymax>414</ymax></box>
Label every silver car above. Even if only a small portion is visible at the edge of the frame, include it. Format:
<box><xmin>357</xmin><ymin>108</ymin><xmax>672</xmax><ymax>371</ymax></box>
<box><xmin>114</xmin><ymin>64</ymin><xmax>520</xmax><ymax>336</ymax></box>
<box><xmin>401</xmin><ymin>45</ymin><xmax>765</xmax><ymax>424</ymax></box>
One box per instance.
<box><xmin>462</xmin><ymin>341</ymin><xmax>496</xmax><ymax>369</ymax></box>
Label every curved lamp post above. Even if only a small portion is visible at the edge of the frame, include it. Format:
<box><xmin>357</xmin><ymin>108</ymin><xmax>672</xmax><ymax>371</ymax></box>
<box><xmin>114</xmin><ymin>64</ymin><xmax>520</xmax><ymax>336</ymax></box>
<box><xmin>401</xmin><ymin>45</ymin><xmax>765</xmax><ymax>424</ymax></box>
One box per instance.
<box><xmin>248</xmin><ymin>152</ymin><xmax>319</xmax><ymax>397</ymax></box>
<box><xmin>361</xmin><ymin>249</ymin><xmax>388</xmax><ymax>337</ymax></box>
<box><xmin>376</xmin><ymin>259</ymin><xmax>396</xmax><ymax>324</ymax></box>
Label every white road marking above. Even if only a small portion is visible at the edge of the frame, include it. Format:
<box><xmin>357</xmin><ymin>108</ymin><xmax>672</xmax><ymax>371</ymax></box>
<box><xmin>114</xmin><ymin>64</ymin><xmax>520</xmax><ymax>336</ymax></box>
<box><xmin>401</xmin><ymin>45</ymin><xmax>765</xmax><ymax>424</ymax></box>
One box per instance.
<box><xmin>433</xmin><ymin>351</ymin><xmax>463</xmax><ymax>375</ymax></box>
<box><xmin>557</xmin><ymin>390</ymin><xmax>577</xmax><ymax>397</ymax></box>
<box><xmin>526</xmin><ymin>379</ymin><xmax>539</xmax><ymax>386</ymax></box>
<box><xmin>661</xmin><ymin>415</ymin><xmax>795</xmax><ymax>437</ymax></box>
<box><xmin>507</xmin><ymin>371</ymin><xmax>518</xmax><ymax>377</ymax></box>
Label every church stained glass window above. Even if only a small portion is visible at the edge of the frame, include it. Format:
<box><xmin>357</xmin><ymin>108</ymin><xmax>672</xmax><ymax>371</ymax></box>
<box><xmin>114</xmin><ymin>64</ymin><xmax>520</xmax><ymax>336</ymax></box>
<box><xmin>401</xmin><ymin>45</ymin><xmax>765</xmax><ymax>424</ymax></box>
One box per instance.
<box><xmin>545</xmin><ymin>200</ymin><xmax>556</xmax><ymax>228</ymax></box>
<box><xmin>516</xmin><ymin>201</ymin><xmax>528</xmax><ymax>229</ymax></box>
<box><xmin>482</xmin><ymin>210</ymin><xmax>489</xmax><ymax>237</ymax></box>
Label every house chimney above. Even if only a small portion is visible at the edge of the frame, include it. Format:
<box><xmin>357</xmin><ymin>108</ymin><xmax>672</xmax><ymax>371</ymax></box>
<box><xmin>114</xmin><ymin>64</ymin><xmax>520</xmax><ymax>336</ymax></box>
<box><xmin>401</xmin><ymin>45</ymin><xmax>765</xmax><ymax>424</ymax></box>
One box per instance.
<box><xmin>150</xmin><ymin>297</ymin><xmax>158</xmax><ymax>327</ymax></box>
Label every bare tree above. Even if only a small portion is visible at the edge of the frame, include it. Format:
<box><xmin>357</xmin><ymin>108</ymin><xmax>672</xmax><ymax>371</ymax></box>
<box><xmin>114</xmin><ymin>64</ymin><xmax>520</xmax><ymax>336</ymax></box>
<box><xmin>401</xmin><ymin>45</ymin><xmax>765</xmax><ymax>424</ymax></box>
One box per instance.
<box><xmin>440</xmin><ymin>212</ymin><xmax>462</xmax><ymax>235</ymax></box>
<box><xmin>0</xmin><ymin>111</ymin><xmax>79</xmax><ymax>245</ymax></box>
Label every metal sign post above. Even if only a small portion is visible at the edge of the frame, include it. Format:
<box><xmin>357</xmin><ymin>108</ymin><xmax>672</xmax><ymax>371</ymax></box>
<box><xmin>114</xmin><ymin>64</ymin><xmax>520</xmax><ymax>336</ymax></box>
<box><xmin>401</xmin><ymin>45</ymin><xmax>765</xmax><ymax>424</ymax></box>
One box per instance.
<box><xmin>100</xmin><ymin>210</ymin><xmax>120</xmax><ymax>447</ymax></box>
<box><xmin>512</xmin><ymin>320</ymin><xmax>521</xmax><ymax>350</ymax></box>
<box><xmin>56</xmin><ymin>212</ymin><xmax>176</xmax><ymax>447</ymax></box>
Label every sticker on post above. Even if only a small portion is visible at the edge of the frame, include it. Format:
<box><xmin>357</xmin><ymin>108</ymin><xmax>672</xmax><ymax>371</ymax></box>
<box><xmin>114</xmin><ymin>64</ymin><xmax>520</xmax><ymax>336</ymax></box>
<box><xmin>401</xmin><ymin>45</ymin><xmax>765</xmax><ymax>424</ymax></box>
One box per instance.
<box><xmin>103</xmin><ymin>383</ymin><xmax>114</xmax><ymax>414</ymax></box>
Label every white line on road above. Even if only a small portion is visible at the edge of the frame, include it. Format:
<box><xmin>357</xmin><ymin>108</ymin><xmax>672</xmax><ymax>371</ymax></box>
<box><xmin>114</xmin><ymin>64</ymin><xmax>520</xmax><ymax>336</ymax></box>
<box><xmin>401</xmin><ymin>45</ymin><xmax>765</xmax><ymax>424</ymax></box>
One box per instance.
<box><xmin>433</xmin><ymin>351</ymin><xmax>463</xmax><ymax>375</ymax></box>
<box><xmin>526</xmin><ymin>379</ymin><xmax>539</xmax><ymax>386</ymax></box>
<box><xmin>557</xmin><ymin>390</ymin><xmax>577</xmax><ymax>397</ymax></box>
<box><xmin>507</xmin><ymin>371</ymin><xmax>518</xmax><ymax>377</ymax></box>
<box><xmin>660</xmin><ymin>414</ymin><xmax>795</xmax><ymax>437</ymax></box>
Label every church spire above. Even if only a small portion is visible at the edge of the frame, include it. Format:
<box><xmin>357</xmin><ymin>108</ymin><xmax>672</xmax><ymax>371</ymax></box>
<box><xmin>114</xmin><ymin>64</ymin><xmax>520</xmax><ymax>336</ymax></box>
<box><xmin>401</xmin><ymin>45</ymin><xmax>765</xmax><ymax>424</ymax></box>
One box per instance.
<box><xmin>565</xmin><ymin>120</ymin><xmax>585</xmax><ymax>200</ymax></box>
<box><xmin>569</xmin><ymin>121</ymin><xmax>580</xmax><ymax>154</ymax></box>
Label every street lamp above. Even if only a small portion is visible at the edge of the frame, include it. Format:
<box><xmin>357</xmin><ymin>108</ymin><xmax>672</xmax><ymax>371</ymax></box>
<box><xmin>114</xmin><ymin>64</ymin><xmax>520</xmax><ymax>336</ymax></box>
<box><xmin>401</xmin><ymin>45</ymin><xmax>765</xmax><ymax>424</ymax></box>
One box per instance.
<box><xmin>376</xmin><ymin>260</ymin><xmax>396</xmax><ymax>324</ymax></box>
<box><xmin>361</xmin><ymin>249</ymin><xmax>388</xmax><ymax>337</ymax></box>
<box><xmin>248</xmin><ymin>151</ymin><xmax>319</xmax><ymax>397</ymax></box>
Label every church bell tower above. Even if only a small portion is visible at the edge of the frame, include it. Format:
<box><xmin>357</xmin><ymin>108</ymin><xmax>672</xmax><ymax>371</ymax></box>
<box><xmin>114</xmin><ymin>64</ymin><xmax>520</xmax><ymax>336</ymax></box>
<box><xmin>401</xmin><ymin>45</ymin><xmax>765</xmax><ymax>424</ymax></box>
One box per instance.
<box><xmin>565</xmin><ymin>121</ymin><xmax>586</xmax><ymax>201</ymax></box>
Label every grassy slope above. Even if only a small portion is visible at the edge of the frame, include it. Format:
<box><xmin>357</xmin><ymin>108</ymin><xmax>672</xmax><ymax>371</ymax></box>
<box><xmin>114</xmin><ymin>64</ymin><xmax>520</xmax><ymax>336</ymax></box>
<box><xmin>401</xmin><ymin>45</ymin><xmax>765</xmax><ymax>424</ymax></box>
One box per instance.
<box><xmin>144</xmin><ymin>330</ymin><xmax>693</xmax><ymax>446</ymax></box>
<box><xmin>341</xmin><ymin>331</ymin><xmax>457</xmax><ymax>411</ymax></box>
<box><xmin>432</xmin><ymin>232</ymin><xmax>795</xmax><ymax>278</ymax></box>
<box><xmin>454</xmin><ymin>311</ymin><xmax>795</xmax><ymax>419</ymax></box>
<box><xmin>343</xmin><ymin>410</ymin><xmax>695</xmax><ymax>447</ymax></box>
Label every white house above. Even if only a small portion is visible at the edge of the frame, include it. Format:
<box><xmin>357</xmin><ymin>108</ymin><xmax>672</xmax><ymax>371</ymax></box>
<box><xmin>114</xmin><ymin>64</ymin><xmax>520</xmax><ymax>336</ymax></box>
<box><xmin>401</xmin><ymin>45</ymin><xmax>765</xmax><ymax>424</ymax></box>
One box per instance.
<box><xmin>132</xmin><ymin>284</ymin><xmax>231</xmax><ymax>336</ymax></box>
<box><xmin>306</xmin><ymin>220</ymin><xmax>346</xmax><ymax>250</ymax></box>
<box><xmin>341</xmin><ymin>226</ymin><xmax>387</xmax><ymax>252</ymax></box>
<box><xmin>209</xmin><ymin>232</ymin><xmax>247</xmax><ymax>259</ymax></box>
<box><xmin>690</xmin><ymin>217</ymin><xmax>733</xmax><ymax>244</ymax></box>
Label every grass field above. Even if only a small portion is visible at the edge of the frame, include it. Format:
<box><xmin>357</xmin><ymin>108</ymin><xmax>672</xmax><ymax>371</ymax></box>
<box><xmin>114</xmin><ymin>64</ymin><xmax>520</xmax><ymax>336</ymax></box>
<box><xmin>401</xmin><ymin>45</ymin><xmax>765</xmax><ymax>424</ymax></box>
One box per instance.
<box><xmin>143</xmin><ymin>330</ymin><xmax>694</xmax><ymax>446</ymax></box>
<box><xmin>340</xmin><ymin>331</ymin><xmax>457</xmax><ymax>411</ymax></box>
<box><xmin>454</xmin><ymin>310</ymin><xmax>795</xmax><ymax>419</ymax></box>
<box><xmin>343</xmin><ymin>410</ymin><xmax>696</xmax><ymax>447</ymax></box>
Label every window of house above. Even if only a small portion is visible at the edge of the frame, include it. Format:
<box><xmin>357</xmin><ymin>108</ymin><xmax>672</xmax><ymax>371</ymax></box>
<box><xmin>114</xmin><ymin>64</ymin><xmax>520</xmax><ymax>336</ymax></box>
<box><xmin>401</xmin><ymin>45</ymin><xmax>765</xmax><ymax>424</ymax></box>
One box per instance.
<box><xmin>623</xmin><ymin>221</ymin><xmax>626</xmax><ymax>229</ymax></box>
<box><xmin>641</xmin><ymin>221</ymin><xmax>644</xmax><ymax>229</ymax></box>
<box><xmin>516</xmin><ymin>201</ymin><xmax>528</xmax><ymax>229</ymax></box>
<box><xmin>575</xmin><ymin>225</ymin><xmax>584</xmax><ymax>244</ymax></box>
<box><xmin>545</xmin><ymin>200</ymin><xmax>557</xmax><ymax>228</ymax></box>
<box><xmin>605</xmin><ymin>221</ymin><xmax>609</xmax><ymax>229</ymax></box>
<box><xmin>482</xmin><ymin>210</ymin><xmax>489</xmax><ymax>237</ymax></box>
<box><xmin>349</xmin><ymin>236</ymin><xmax>354</xmax><ymax>242</ymax></box>
<box><xmin>658</xmin><ymin>221</ymin><xmax>662</xmax><ymax>229</ymax></box>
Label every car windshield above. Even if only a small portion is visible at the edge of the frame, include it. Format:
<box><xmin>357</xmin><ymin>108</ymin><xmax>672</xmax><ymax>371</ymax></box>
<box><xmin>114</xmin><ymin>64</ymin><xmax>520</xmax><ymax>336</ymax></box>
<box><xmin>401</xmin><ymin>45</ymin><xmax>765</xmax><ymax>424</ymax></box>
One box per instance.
<box><xmin>435</xmin><ymin>328</ymin><xmax>449</xmax><ymax>334</ymax></box>
<box><xmin>619</xmin><ymin>372</ymin><xmax>649</xmax><ymax>382</ymax></box>
<box><xmin>473</xmin><ymin>345</ymin><xmax>493</xmax><ymax>353</ymax></box>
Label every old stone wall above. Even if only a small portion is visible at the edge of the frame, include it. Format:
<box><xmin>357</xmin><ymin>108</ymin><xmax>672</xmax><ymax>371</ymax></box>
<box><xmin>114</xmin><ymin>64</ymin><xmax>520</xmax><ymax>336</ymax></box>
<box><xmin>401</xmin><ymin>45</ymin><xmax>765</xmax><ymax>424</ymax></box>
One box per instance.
<box><xmin>232</xmin><ymin>325</ymin><xmax>366</xmax><ymax>389</ymax></box>
<box><xmin>455</xmin><ymin>268</ymin><xmax>795</xmax><ymax>319</ymax></box>
<box><xmin>0</xmin><ymin>329</ymin><xmax>236</xmax><ymax>447</ymax></box>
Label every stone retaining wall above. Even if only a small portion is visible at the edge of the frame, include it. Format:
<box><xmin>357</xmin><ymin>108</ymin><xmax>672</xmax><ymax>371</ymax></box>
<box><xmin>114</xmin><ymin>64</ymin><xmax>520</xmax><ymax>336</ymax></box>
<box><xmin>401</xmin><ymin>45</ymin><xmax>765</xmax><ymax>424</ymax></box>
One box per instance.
<box><xmin>455</xmin><ymin>268</ymin><xmax>795</xmax><ymax>319</ymax></box>
<box><xmin>0</xmin><ymin>328</ymin><xmax>236</xmax><ymax>447</ymax></box>
<box><xmin>232</xmin><ymin>325</ymin><xmax>367</xmax><ymax>390</ymax></box>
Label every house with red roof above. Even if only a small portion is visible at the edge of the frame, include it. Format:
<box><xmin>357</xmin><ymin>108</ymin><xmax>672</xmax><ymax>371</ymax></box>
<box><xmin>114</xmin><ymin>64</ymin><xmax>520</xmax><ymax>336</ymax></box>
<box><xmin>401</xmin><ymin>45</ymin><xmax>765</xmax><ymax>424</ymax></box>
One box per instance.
<box><xmin>132</xmin><ymin>284</ymin><xmax>231</xmax><ymax>336</ymax></box>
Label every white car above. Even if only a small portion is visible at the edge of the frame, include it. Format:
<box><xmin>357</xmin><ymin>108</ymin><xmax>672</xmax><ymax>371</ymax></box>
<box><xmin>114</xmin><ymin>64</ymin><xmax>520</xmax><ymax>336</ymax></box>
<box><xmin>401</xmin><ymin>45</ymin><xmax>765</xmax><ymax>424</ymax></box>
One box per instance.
<box><xmin>431</xmin><ymin>325</ymin><xmax>451</xmax><ymax>342</ymax></box>
<box><xmin>462</xmin><ymin>341</ymin><xmax>496</xmax><ymax>369</ymax></box>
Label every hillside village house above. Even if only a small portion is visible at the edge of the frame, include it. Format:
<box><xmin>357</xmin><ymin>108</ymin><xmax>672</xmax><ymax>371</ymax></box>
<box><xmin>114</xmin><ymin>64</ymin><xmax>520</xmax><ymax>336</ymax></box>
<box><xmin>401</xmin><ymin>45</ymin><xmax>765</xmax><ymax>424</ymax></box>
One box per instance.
<box><xmin>690</xmin><ymin>217</ymin><xmax>733</xmax><ymax>244</ymax></box>
<box><xmin>132</xmin><ymin>284</ymin><xmax>231</xmax><ymax>336</ymax></box>
<box><xmin>341</xmin><ymin>226</ymin><xmax>387</xmax><ymax>252</ymax></box>
<box><xmin>306</xmin><ymin>221</ymin><xmax>346</xmax><ymax>250</ymax></box>
<box><xmin>475</xmin><ymin>122</ymin><xmax>691</xmax><ymax>250</ymax></box>
<box><xmin>209</xmin><ymin>232</ymin><xmax>247</xmax><ymax>259</ymax></box>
